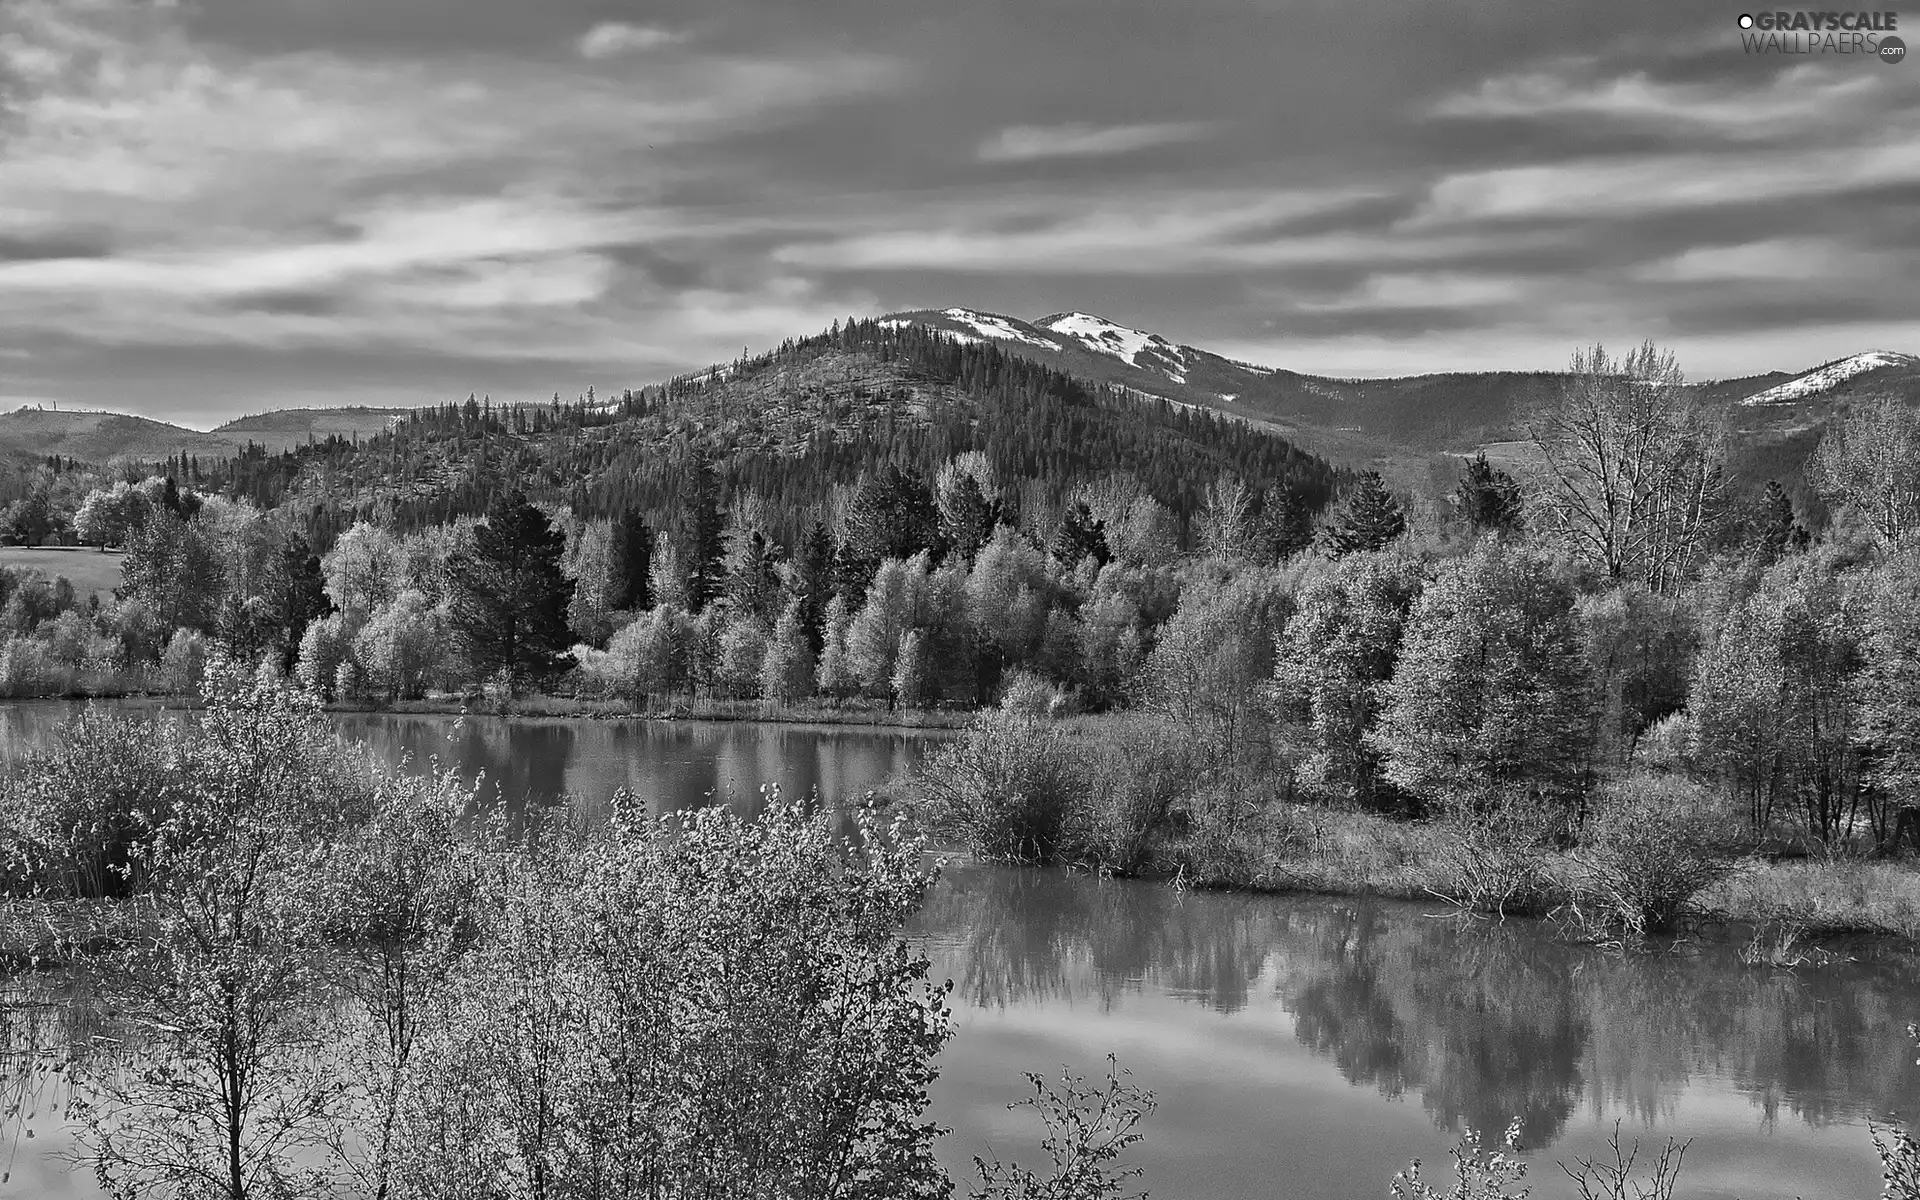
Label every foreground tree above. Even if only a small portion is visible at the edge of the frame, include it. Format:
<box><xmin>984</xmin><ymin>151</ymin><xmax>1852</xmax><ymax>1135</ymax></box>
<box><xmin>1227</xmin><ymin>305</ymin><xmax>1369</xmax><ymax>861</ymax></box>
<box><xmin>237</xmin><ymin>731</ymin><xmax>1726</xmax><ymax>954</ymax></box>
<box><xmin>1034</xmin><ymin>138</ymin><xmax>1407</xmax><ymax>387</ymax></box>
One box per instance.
<box><xmin>394</xmin><ymin>795</ymin><xmax>953</xmax><ymax>1200</ymax></box>
<box><xmin>76</xmin><ymin>661</ymin><xmax>377</xmax><ymax>1200</ymax></box>
<box><xmin>447</xmin><ymin>491</ymin><xmax>576</xmax><ymax>691</ymax></box>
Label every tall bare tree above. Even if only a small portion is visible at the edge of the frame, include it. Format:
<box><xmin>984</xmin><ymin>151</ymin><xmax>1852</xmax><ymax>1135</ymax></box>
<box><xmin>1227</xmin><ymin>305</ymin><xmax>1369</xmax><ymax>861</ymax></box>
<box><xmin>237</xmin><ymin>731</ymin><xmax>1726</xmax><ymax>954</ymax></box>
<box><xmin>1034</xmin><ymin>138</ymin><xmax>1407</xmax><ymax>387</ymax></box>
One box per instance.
<box><xmin>1525</xmin><ymin>343</ymin><xmax>1727</xmax><ymax>595</ymax></box>
<box><xmin>1809</xmin><ymin>396</ymin><xmax>1920</xmax><ymax>546</ymax></box>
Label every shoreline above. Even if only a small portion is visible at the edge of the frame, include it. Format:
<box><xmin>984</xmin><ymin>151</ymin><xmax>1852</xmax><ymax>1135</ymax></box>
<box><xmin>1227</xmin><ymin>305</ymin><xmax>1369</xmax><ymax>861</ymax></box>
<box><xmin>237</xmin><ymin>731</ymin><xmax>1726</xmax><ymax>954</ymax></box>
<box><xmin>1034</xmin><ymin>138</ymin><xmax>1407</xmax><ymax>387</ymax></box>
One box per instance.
<box><xmin>0</xmin><ymin>689</ymin><xmax>977</xmax><ymax>731</ymax></box>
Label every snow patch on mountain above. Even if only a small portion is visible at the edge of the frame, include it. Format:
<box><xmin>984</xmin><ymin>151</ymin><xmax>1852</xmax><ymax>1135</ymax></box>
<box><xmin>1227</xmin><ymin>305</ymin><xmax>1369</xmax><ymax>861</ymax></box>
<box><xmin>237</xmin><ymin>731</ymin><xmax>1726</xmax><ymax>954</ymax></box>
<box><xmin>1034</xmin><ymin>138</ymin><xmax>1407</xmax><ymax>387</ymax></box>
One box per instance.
<box><xmin>1740</xmin><ymin>351</ymin><xmax>1918</xmax><ymax>406</ymax></box>
<box><xmin>883</xmin><ymin>315</ymin><xmax>986</xmax><ymax>345</ymax></box>
<box><xmin>1227</xmin><ymin>357</ymin><xmax>1278</xmax><ymax>376</ymax></box>
<box><xmin>1036</xmin><ymin>312</ymin><xmax>1191</xmax><ymax>383</ymax></box>
<box><xmin>940</xmin><ymin>308</ymin><xmax>1057</xmax><ymax>350</ymax></box>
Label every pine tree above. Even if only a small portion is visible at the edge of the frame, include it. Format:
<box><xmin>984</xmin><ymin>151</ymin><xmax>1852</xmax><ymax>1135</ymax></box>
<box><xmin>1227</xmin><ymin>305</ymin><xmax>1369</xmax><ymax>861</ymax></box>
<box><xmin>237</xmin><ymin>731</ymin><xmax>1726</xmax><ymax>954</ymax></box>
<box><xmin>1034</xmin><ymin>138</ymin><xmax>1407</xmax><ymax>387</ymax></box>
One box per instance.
<box><xmin>448</xmin><ymin>490</ymin><xmax>576</xmax><ymax>689</ymax></box>
<box><xmin>1453</xmin><ymin>453</ymin><xmax>1523</xmax><ymax>535</ymax></box>
<box><xmin>1049</xmin><ymin>501</ymin><xmax>1111</xmax><ymax>568</ymax></box>
<box><xmin>679</xmin><ymin>454</ymin><xmax>726</xmax><ymax>612</ymax></box>
<box><xmin>612</xmin><ymin>507</ymin><xmax>652</xmax><ymax>610</ymax></box>
<box><xmin>1322</xmin><ymin>472</ymin><xmax>1407</xmax><ymax>557</ymax></box>
<box><xmin>1758</xmin><ymin>480</ymin><xmax>1807</xmax><ymax>558</ymax></box>
<box><xmin>936</xmin><ymin>471</ymin><xmax>998</xmax><ymax>561</ymax></box>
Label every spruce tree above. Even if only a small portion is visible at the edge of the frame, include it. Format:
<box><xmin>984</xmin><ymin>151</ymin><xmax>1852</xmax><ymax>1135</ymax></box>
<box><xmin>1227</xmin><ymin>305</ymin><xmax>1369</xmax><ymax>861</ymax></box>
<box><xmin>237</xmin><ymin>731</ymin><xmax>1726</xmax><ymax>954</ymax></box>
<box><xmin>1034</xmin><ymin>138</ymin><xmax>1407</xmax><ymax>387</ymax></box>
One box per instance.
<box><xmin>1322</xmin><ymin>472</ymin><xmax>1407</xmax><ymax>557</ymax></box>
<box><xmin>1453</xmin><ymin>453</ymin><xmax>1523</xmax><ymax>535</ymax></box>
<box><xmin>449</xmin><ymin>490</ymin><xmax>576</xmax><ymax>689</ymax></box>
<box><xmin>1758</xmin><ymin>480</ymin><xmax>1808</xmax><ymax>558</ymax></box>
<box><xmin>1049</xmin><ymin>501</ymin><xmax>1111</xmax><ymax>568</ymax></box>
<box><xmin>612</xmin><ymin>507</ymin><xmax>652</xmax><ymax>610</ymax></box>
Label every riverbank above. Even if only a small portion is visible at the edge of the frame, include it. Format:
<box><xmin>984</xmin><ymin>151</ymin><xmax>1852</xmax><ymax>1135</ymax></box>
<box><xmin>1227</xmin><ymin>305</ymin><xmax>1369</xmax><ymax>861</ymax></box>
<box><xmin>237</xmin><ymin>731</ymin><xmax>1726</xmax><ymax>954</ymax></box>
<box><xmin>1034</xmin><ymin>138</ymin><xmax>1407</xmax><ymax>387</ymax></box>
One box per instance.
<box><xmin>904</xmin><ymin>710</ymin><xmax>1920</xmax><ymax>950</ymax></box>
<box><xmin>0</xmin><ymin>688</ymin><xmax>979</xmax><ymax>730</ymax></box>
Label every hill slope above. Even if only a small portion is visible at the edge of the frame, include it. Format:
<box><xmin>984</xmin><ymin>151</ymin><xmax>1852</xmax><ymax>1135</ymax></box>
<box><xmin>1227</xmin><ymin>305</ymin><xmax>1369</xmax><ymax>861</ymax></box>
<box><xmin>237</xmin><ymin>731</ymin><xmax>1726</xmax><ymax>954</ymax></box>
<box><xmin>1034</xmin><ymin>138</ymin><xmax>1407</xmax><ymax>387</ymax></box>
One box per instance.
<box><xmin>228</xmin><ymin>318</ymin><xmax>1342</xmax><ymax>549</ymax></box>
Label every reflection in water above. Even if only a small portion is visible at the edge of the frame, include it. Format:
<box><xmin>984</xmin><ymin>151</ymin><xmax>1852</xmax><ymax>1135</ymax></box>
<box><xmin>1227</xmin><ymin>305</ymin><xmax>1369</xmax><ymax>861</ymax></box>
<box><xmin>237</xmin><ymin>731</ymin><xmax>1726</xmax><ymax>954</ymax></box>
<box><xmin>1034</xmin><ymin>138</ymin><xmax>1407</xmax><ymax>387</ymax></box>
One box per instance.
<box><xmin>329</xmin><ymin>712</ymin><xmax>937</xmax><ymax>817</ymax></box>
<box><xmin>917</xmin><ymin>865</ymin><xmax>1920</xmax><ymax>1199</ymax></box>
<box><xmin>5</xmin><ymin>703</ymin><xmax>1919</xmax><ymax>1199</ymax></box>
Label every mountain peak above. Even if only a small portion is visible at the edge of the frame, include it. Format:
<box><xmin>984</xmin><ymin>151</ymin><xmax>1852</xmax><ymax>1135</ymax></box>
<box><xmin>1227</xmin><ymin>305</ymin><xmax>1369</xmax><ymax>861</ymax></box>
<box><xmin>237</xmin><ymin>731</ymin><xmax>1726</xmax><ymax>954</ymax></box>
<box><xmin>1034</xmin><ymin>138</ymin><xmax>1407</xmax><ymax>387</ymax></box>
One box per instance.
<box><xmin>1739</xmin><ymin>349</ymin><xmax>1920</xmax><ymax>406</ymax></box>
<box><xmin>1033</xmin><ymin>311</ymin><xmax>1189</xmax><ymax>382</ymax></box>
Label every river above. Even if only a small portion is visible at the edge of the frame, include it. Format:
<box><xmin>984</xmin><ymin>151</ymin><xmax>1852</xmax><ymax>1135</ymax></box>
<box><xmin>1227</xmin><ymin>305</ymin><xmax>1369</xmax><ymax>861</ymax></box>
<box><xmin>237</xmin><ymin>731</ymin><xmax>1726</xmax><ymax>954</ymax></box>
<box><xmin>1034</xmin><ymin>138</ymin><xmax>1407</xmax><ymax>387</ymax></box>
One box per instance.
<box><xmin>2</xmin><ymin>702</ymin><xmax>1917</xmax><ymax>1198</ymax></box>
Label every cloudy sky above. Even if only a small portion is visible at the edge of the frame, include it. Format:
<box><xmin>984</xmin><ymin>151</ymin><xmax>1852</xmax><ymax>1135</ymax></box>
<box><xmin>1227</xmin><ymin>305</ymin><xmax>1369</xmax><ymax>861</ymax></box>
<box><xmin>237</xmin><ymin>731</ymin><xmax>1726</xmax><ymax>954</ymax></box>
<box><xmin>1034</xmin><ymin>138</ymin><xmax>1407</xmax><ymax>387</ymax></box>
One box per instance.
<box><xmin>1</xmin><ymin>0</ymin><xmax>1916</xmax><ymax>425</ymax></box>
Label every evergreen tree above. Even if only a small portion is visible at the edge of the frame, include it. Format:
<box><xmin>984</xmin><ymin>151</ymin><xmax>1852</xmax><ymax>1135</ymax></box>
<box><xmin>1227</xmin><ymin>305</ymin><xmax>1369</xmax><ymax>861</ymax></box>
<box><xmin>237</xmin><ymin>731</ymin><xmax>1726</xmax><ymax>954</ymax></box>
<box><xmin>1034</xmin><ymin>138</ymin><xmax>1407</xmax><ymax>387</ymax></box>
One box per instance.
<box><xmin>842</xmin><ymin>465</ymin><xmax>938</xmax><ymax>580</ymax></box>
<box><xmin>936</xmin><ymin>471</ymin><xmax>998</xmax><ymax>562</ymax></box>
<box><xmin>679</xmin><ymin>454</ymin><xmax>726</xmax><ymax>612</ymax></box>
<box><xmin>612</xmin><ymin>507</ymin><xmax>653</xmax><ymax>610</ymax></box>
<box><xmin>1453</xmin><ymin>453</ymin><xmax>1523</xmax><ymax>535</ymax></box>
<box><xmin>1322</xmin><ymin>472</ymin><xmax>1407</xmax><ymax>557</ymax></box>
<box><xmin>1758</xmin><ymin>480</ymin><xmax>1808</xmax><ymax>559</ymax></box>
<box><xmin>792</xmin><ymin>523</ymin><xmax>835</xmax><ymax>653</ymax></box>
<box><xmin>272</xmin><ymin>534</ymin><xmax>331</xmax><ymax>672</ymax></box>
<box><xmin>448</xmin><ymin>490</ymin><xmax>576</xmax><ymax>689</ymax></box>
<box><xmin>1048</xmin><ymin>501</ymin><xmax>1111</xmax><ymax>568</ymax></box>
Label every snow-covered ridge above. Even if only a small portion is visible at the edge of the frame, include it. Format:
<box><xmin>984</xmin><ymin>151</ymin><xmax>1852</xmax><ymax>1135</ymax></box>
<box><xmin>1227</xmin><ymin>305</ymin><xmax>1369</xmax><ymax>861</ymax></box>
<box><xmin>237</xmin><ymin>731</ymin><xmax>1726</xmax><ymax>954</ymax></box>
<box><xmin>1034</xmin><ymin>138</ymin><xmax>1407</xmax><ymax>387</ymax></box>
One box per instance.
<box><xmin>938</xmin><ymin>308</ymin><xmax>1058</xmax><ymax>350</ymax></box>
<box><xmin>1036</xmin><ymin>311</ymin><xmax>1190</xmax><ymax>383</ymax></box>
<box><xmin>1740</xmin><ymin>350</ymin><xmax>1918</xmax><ymax>406</ymax></box>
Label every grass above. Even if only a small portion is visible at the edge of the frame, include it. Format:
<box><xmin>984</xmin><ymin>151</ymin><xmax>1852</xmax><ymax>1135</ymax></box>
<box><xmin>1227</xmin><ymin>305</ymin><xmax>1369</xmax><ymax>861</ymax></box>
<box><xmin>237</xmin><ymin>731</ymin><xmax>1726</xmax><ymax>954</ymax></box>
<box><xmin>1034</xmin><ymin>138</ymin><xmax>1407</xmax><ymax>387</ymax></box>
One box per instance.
<box><xmin>1699</xmin><ymin>857</ymin><xmax>1920</xmax><ymax>939</ymax></box>
<box><xmin>0</xmin><ymin>545</ymin><xmax>124</xmax><ymax>600</ymax></box>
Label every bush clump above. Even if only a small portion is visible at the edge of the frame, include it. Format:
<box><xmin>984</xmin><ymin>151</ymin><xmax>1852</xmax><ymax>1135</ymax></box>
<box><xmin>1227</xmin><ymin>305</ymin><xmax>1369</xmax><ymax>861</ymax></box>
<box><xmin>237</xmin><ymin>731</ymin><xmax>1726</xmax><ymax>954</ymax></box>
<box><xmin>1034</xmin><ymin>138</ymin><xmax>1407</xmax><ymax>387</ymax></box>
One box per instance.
<box><xmin>1575</xmin><ymin>775</ymin><xmax>1740</xmax><ymax>935</ymax></box>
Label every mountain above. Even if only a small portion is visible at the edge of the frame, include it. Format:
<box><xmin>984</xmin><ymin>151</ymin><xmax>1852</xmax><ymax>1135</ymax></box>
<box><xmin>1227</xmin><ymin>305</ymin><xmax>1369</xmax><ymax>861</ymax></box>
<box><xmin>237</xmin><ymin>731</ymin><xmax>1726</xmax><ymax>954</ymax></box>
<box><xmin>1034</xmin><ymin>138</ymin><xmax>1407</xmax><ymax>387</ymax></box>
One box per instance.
<box><xmin>222</xmin><ymin>317</ymin><xmax>1340</xmax><ymax>551</ymax></box>
<box><xmin>884</xmin><ymin>307</ymin><xmax>1561</xmax><ymax>462</ymax></box>
<box><xmin>0</xmin><ymin>404</ymin><xmax>416</xmax><ymax>466</ymax></box>
<box><xmin>211</xmin><ymin>407</ymin><xmax>414</xmax><ymax>453</ymax></box>
<box><xmin>0</xmin><ymin>408</ymin><xmax>250</xmax><ymax>465</ymax></box>
<box><xmin>881</xmin><ymin>308</ymin><xmax>1920</xmax><ymax>480</ymax></box>
<box><xmin>1734</xmin><ymin>351</ymin><xmax>1920</xmax><ymax>407</ymax></box>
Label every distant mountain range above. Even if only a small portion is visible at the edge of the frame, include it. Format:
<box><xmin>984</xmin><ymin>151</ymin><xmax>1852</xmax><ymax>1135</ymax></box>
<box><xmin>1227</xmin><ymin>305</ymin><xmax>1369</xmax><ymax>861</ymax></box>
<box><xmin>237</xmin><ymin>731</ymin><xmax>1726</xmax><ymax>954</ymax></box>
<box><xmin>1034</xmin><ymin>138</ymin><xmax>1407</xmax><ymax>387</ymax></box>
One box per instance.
<box><xmin>0</xmin><ymin>405</ymin><xmax>413</xmax><ymax>466</ymax></box>
<box><xmin>5</xmin><ymin>309</ymin><xmax>1915</xmax><ymax>482</ymax></box>
<box><xmin>881</xmin><ymin>308</ymin><xmax>1920</xmax><ymax>465</ymax></box>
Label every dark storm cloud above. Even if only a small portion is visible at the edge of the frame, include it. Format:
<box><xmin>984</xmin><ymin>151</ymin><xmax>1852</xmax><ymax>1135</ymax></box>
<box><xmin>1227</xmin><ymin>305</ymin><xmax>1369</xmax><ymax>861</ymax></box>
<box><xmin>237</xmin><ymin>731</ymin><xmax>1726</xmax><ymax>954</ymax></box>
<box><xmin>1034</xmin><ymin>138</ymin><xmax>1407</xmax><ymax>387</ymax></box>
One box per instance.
<box><xmin>0</xmin><ymin>0</ymin><xmax>1915</xmax><ymax>419</ymax></box>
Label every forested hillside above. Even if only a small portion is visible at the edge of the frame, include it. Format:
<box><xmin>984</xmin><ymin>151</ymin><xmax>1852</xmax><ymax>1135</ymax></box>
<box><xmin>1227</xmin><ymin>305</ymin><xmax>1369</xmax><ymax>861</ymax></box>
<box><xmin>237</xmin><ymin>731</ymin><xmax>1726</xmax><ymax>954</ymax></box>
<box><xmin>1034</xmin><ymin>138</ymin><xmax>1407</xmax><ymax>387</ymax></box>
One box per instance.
<box><xmin>191</xmin><ymin>318</ymin><xmax>1339</xmax><ymax>555</ymax></box>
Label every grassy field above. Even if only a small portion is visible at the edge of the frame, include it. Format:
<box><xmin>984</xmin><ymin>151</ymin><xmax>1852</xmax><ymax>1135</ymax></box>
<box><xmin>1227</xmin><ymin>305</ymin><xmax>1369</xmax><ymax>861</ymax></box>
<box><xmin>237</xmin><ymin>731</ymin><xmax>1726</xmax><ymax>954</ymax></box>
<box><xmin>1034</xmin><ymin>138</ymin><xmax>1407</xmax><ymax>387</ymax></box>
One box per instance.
<box><xmin>0</xmin><ymin>546</ymin><xmax>124</xmax><ymax>600</ymax></box>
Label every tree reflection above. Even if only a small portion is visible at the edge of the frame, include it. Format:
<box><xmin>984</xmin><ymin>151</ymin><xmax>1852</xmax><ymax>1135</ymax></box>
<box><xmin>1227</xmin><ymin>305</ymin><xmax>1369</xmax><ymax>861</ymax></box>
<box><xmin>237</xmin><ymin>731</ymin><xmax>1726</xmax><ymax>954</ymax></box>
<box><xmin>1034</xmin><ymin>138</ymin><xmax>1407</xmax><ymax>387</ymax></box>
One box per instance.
<box><xmin>920</xmin><ymin>867</ymin><xmax>1920</xmax><ymax>1142</ymax></box>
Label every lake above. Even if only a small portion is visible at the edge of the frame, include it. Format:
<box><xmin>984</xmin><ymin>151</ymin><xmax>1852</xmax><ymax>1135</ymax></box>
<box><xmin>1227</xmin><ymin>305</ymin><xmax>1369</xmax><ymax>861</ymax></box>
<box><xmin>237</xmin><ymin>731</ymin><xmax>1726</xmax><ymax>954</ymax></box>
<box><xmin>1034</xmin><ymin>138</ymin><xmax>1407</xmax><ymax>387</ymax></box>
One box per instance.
<box><xmin>3</xmin><ymin>703</ymin><xmax>1918</xmax><ymax>1199</ymax></box>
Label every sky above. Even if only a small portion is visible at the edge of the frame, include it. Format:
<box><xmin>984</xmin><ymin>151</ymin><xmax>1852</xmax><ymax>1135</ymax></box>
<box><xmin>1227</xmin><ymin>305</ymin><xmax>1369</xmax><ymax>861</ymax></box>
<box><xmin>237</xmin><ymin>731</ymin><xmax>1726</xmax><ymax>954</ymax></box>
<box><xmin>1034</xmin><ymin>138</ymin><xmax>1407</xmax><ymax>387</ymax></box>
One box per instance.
<box><xmin>0</xmin><ymin>0</ymin><xmax>1916</xmax><ymax>426</ymax></box>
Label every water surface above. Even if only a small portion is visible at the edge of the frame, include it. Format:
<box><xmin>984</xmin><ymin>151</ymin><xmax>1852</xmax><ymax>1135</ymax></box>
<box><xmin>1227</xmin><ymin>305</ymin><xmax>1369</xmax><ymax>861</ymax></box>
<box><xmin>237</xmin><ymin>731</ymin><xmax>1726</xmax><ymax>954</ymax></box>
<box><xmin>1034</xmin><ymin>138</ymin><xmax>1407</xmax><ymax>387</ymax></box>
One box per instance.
<box><xmin>3</xmin><ymin>703</ymin><xmax>1916</xmax><ymax>1199</ymax></box>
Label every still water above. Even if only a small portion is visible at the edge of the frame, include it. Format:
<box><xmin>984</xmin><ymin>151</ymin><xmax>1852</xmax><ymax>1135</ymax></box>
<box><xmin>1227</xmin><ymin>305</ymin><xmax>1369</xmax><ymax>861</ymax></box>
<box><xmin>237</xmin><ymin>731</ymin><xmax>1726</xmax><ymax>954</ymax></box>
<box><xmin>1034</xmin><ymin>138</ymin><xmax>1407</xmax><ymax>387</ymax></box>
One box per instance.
<box><xmin>3</xmin><ymin>702</ymin><xmax>1918</xmax><ymax>1199</ymax></box>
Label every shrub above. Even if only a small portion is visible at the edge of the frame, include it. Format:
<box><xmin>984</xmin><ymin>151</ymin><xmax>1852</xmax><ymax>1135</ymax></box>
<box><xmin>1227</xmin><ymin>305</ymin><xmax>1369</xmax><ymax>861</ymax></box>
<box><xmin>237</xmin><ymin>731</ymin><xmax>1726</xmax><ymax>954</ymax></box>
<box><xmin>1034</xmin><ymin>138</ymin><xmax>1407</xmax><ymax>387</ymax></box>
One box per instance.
<box><xmin>1423</xmin><ymin>799</ymin><xmax>1565</xmax><ymax>918</ymax></box>
<box><xmin>1000</xmin><ymin>668</ymin><xmax>1067</xmax><ymax>717</ymax></box>
<box><xmin>917</xmin><ymin>711</ymin><xmax>1084</xmax><ymax>863</ymax></box>
<box><xmin>394</xmin><ymin>793</ymin><xmax>953</xmax><ymax>1200</ymax></box>
<box><xmin>1575</xmin><ymin>775</ymin><xmax>1739</xmax><ymax>935</ymax></box>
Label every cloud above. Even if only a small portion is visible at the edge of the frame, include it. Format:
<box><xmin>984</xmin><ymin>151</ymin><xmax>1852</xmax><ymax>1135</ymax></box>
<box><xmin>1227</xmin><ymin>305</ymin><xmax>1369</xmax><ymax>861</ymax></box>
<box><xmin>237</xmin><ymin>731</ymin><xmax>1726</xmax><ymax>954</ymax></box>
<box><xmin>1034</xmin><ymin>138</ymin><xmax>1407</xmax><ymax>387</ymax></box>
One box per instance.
<box><xmin>976</xmin><ymin>121</ymin><xmax>1214</xmax><ymax>163</ymax></box>
<box><xmin>1431</xmin><ymin>64</ymin><xmax>1885</xmax><ymax>138</ymax></box>
<box><xmin>773</xmin><ymin>187</ymin><xmax>1418</xmax><ymax>274</ymax></box>
<box><xmin>577</xmin><ymin>22</ymin><xmax>683</xmax><ymax>60</ymax></box>
<box><xmin>0</xmin><ymin>0</ymin><xmax>899</xmax><ymax>380</ymax></box>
